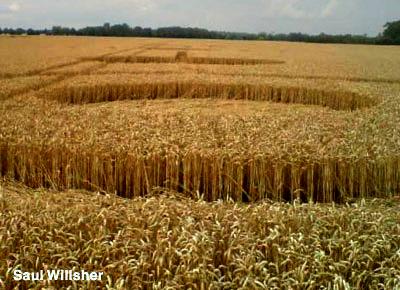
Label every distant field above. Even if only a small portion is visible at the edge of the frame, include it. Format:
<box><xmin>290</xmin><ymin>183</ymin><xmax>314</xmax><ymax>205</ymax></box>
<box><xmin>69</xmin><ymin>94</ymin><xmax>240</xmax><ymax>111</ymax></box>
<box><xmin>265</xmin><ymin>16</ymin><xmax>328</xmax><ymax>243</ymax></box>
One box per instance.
<box><xmin>0</xmin><ymin>36</ymin><xmax>400</xmax><ymax>202</ymax></box>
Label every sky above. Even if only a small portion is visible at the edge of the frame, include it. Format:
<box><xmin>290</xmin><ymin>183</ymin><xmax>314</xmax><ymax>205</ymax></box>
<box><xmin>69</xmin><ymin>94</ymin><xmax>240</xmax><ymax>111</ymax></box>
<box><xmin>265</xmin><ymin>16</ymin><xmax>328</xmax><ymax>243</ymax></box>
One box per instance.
<box><xmin>0</xmin><ymin>0</ymin><xmax>399</xmax><ymax>36</ymax></box>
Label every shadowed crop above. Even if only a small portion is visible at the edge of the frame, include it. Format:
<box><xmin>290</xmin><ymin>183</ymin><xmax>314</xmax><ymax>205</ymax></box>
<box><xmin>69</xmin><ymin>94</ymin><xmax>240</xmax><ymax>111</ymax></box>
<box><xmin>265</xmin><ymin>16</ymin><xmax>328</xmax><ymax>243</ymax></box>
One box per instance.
<box><xmin>82</xmin><ymin>55</ymin><xmax>285</xmax><ymax>65</ymax></box>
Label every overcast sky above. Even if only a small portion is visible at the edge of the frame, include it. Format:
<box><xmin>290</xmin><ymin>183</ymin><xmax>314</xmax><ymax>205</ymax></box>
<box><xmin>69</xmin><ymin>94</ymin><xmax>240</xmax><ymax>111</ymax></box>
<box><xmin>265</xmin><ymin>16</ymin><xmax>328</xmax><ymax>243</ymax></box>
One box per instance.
<box><xmin>0</xmin><ymin>0</ymin><xmax>399</xmax><ymax>35</ymax></box>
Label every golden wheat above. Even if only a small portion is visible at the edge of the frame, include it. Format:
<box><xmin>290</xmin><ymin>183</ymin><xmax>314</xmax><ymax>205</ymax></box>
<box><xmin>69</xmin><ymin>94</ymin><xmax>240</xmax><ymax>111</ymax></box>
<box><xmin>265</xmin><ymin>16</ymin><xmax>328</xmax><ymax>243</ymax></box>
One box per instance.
<box><xmin>0</xmin><ymin>37</ymin><xmax>399</xmax><ymax>203</ymax></box>
<box><xmin>82</xmin><ymin>50</ymin><xmax>285</xmax><ymax>65</ymax></box>
<box><xmin>1</xmin><ymin>36</ymin><xmax>400</xmax><ymax>290</ymax></box>
<box><xmin>1</xmin><ymin>86</ymin><xmax>399</xmax><ymax>203</ymax></box>
<box><xmin>45</xmin><ymin>82</ymin><xmax>374</xmax><ymax>110</ymax></box>
<box><xmin>1</xmin><ymin>180</ymin><xmax>399</xmax><ymax>289</ymax></box>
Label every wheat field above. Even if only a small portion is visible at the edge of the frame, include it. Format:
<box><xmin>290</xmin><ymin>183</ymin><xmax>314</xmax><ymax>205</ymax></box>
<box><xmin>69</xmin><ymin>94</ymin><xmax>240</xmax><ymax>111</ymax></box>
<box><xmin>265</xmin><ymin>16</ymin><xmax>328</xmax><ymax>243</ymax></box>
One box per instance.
<box><xmin>0</xmin><ymin>35</ymin><xmax>400</xmax><ymax>288</ymax></box>
<box><xmin>1</xmin><ymin>180</ymin><xmax>399</xmax><ymax>289</ymax></box>
<box><xmin>1</xmin><ymin>36</ymin><xmax>400</xmax><ymax>203</ymax></box>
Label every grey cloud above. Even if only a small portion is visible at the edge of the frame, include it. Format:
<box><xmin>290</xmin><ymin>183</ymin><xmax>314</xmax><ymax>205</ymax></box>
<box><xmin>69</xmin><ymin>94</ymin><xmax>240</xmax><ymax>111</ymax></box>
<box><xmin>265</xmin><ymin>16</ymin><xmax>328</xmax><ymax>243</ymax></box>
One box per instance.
<box><xmin>0</xmin><ymin>2</ymin><xmax>20</xmax><ymax>13</ymax></box>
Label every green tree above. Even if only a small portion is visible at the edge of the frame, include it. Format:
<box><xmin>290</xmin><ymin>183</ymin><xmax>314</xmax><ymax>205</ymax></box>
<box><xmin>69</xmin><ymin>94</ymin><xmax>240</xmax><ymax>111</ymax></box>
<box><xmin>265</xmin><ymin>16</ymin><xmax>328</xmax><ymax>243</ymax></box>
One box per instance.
<box><xmin>383</xmin><ymin>20</ymin><xmax>400</xmax><ymax>43</ymax></box>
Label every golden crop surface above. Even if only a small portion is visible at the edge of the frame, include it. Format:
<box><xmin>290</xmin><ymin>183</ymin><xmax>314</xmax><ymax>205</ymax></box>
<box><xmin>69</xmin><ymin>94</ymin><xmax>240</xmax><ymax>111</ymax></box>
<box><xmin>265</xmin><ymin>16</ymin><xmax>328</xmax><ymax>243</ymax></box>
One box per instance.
<box><xmin>1</xmin><ymin>36</ymin><xmax>400</xmax><ymax>289</ymax></box>
<box><xmin>0</xmin><ymin>181</ymin><xmax>399</xmax><ymax>289</ymax></box>
<box><xmin>0</xmin><ymin>36</ymin><xmax>400</xmax><ymax>203</ymax></box>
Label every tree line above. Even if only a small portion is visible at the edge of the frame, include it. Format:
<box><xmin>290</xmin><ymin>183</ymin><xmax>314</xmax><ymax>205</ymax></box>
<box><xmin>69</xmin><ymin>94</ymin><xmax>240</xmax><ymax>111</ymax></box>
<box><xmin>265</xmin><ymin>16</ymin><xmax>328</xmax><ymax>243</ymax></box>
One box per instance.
<box><xmin>1</xmin><ymin>21</ymin><xmax>399</xmax><ymax>45</ymax></box>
